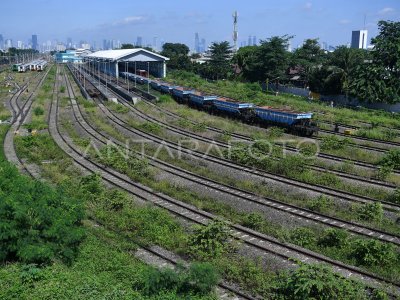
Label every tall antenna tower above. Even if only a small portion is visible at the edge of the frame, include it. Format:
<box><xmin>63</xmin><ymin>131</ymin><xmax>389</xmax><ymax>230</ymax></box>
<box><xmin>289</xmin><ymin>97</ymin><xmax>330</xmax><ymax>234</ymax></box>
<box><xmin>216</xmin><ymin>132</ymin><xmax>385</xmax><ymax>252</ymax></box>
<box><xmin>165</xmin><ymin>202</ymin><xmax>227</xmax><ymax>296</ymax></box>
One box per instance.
<box><xmin>233</xmin><ymin>11</ymin><xmax>238</xmax><ymax>52</ymax></box>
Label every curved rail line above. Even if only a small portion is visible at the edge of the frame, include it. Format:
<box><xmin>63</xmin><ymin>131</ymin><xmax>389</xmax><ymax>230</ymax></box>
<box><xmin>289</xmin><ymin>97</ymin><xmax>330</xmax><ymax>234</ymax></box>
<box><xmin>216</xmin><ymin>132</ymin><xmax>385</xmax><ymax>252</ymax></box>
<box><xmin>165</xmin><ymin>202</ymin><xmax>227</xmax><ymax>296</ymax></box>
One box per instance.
<box><xmin>57</xmin><ymin>66</ymin><xmax>256</xmax><ymax>300</ymax></box>
<box><xmin>72</xmin><ymin>67</ymin><xmax>400</xmax><ymax>213</ymax></box>
<box><xmin>64</xmin><ymin>68</ymin><xmax>400</xmax><ymax>246</ymax></box>
<box><xmin>79</xmin><ymin>65</ymin><xmax>400</xmax><ymax>175</ymax></box>
<box><xmin>4</xmin><ymin>68</ymin><xmax>51</xmax><ymax>176</ymax></box>
<box><xmin>49</xmin><ymin>66</ymin><xmax>400</xmax><ymax>296</ymax></box>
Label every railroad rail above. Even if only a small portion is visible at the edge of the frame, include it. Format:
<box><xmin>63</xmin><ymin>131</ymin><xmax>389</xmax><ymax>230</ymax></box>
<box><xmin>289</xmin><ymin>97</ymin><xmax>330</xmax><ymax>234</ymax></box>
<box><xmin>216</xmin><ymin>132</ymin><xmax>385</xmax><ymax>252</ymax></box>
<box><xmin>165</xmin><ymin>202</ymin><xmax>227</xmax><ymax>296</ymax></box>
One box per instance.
<box><xmin>49</xmin><ymin>68</ymin><xmax>400</xmax><ymax>296</ymax></box>
<box><xmin>79</xmin><ymin>65</ymin><xmax>400</xmax><ymax>175</ymax></box>
<box><xmin>72</xmin><ymin>67</ymin><xmax>400</xmax><ymax>212</ymax></box>
<box><xmin>4</xmin><ymin>67</ymin><xmax>50</xmax><ymax>176</ymax></box>
<box><xmin>64</xmin><ymin>69</ymin><xmax>400</xmax><ymax>246</ymax></box>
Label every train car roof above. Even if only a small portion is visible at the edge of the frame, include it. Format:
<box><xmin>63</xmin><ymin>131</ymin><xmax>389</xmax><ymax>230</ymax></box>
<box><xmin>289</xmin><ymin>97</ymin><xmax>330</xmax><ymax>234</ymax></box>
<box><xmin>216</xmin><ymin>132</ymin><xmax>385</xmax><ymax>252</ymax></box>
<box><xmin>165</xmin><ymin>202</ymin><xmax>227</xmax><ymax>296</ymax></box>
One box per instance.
<box><xmin>257</xmin><ymin>105</ymin><xmax>311</xmax><ymax>115</ymax></box>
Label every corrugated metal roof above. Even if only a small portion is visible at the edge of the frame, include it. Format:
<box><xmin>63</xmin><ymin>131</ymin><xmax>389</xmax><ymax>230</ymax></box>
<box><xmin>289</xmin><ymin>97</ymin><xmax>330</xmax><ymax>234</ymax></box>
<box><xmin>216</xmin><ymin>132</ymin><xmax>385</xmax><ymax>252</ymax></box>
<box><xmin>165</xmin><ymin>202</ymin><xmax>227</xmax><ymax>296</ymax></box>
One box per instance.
<box><xmin>85</xmin><ymin>48</ymin><xmax>169</xmax><ymax>61</ymax></box>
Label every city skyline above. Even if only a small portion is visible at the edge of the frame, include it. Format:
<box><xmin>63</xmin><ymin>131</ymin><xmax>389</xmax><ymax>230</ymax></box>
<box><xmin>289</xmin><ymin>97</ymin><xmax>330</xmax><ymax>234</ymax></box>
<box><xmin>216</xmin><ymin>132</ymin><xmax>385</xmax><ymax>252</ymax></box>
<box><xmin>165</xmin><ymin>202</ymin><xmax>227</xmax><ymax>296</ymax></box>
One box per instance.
<box><xmin>1</xmin><ymin>0</ymin><xmax>399</xmax><ymax>51</ymax></box>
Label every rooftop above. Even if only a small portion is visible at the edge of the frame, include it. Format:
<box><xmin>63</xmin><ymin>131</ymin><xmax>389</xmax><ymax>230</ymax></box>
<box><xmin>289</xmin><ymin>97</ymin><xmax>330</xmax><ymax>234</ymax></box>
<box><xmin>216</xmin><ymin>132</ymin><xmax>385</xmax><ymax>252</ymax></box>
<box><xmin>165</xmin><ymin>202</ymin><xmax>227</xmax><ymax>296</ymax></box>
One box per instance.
<box><xmin>86</xmin><ymin>48</ymin><xmax>169</xmax><ymax>61</ymax></box>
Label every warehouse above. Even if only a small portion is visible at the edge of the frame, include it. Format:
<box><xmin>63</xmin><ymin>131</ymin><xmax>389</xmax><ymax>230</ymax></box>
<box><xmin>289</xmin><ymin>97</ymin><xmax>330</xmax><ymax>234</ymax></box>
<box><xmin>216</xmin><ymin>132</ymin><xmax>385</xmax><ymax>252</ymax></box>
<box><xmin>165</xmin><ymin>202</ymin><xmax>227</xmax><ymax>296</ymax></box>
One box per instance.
<box><xmin>84</xmin><ymin>48</ymin><xmax>169</xmax><ymax>78</ymax></box>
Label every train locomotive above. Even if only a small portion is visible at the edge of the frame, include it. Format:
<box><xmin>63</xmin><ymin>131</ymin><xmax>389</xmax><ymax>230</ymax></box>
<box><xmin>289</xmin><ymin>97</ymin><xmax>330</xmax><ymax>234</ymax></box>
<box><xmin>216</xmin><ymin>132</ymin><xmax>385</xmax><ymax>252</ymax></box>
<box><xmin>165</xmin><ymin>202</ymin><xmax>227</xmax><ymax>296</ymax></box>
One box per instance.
<box><xmin>120</xmin><ymin>72</ymin><xmax>318</xmax><ymax>136</ymax></box>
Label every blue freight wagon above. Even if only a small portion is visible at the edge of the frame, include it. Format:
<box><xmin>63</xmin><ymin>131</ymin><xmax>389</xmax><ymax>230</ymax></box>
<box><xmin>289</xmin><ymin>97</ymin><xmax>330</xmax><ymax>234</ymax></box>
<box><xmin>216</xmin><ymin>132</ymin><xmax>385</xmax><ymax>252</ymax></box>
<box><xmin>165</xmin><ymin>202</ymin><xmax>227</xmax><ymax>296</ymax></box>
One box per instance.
<box><xmin>159</xmin><ymin>83</ymin><xmax>174</xmax><ymax>94</ymax></box>
<box><xmin>171</xmin><ymin>86</ymin><xmax>194</xmax><ymax>102</ymax></box>
<box><xmin>254</xmin><ymin>106</ymin><xmax>317</xmax><ymax>136</ymax></box>
<box><xmin>150</xmin><ymin>80</ymin><xmax>160</xmax><ymax>90</ymax></box>
<box><xmin>213</xmin><ymin>97</ymin><xmax>254</xmax><ymax>118</ymax></box>
<box><xmin>188</xmin><ymin>92</ymin><xmax>217</xmax><ymax>107</ymax></box>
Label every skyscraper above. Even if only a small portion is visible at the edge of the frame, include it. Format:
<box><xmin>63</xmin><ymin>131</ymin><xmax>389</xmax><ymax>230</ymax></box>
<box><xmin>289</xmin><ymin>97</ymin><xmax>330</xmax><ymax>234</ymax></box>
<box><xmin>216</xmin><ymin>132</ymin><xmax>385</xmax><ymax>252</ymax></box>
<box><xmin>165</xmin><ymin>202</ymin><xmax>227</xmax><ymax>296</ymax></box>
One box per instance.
<box><xmin>136</xmin><ymin>36</ymin><xmax>143</xmax><ymax>47</ymax></box>
<box><xmin>0</xmin><ymin>34</ymin><xmax>3</xmax><ymax>50</ymax></box>
<box><xmin>195</xmin><ymin>32</ymin><xmax>200</xmax><ymax>53</ymax></box>
<box><xmin>252</xmin><ymin>36</ymin><xmax>257</xmax><ymax>46</ymax></box>
<box><xmin>248</xmin><ymin>36</ymin><xmax>252</xmax><ymax>47</ymax></box>
<box><xmin>200</xmin><ymin>38</ymin><xmax>206</xmax><ymax>53</ymax></box>
<box><xmin>351</xmin><ymin>30</ymin><xmax>368</xmax><ymax>49</ymax></box>
<box><xmin>67</xmin><ymin>37</ymin><xmax>72</xmax><ymax>48</ymax></box>
<box><xmin>32</xmin><ymin>34</ymin><xmax>38</xmax><ymax>51</ymax></box>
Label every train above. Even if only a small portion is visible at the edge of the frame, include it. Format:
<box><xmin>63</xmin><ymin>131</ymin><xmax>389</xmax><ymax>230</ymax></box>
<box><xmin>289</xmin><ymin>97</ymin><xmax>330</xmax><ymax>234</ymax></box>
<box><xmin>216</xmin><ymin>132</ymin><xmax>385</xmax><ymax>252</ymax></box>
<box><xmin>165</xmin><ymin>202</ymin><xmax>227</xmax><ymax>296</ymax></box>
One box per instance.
<box><xmin>12</xmin><ymin>60</ymin><xmax>47</xmax><ymax>72</ymax></box>
<box><xmin>120</xmin><ymin>72</ymin><xmax>319</xmax><ymax>136</ymax></box>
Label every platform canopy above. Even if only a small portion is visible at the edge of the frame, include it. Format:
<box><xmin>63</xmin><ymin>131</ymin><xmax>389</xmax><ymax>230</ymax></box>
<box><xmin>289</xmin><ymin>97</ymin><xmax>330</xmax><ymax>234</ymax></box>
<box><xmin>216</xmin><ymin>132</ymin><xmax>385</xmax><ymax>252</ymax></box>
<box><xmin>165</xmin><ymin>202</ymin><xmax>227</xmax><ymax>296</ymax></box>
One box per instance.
<box><xmin>85</xmin><ymin>48</ymin><xmax>169</xmax><ymax>78</ymax></box>
<box><xmin>85</xmin><ymin>48</ymin><xmax>169</xmax><ymax>62</ymax></box>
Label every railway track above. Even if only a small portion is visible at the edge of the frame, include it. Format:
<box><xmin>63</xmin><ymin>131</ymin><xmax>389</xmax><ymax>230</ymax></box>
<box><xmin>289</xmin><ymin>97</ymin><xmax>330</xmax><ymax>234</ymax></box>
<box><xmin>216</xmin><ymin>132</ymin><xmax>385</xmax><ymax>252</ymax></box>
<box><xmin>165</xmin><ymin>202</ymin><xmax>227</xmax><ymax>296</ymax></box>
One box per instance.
<box><xmin>117</xmin><ymin>93</ymin><xmax>396</xmax><ymax>190</ymax></box>
<box><xmin>80</xmin><ymin>65</ymin><xmax>400</xmax><ymax>176</ymax></box>
<box><xmin>4</xmin><ymin>68</ymin><xmax>50</xmax><ymax>176</ymax></box>
<box><xmin>49</xmin><ymin>67</ymin><xmax>400</xmax><ymax>296</ymax></box>
<box><xmin>57</xmin><ymin>66</ymin><xmax>256</xmax><ymax>300</ymax></box>
<box><xmin>73</xmin><ymin>67</ymin><xmax>400</xmax><ymax>213</ymax></box>
<box><xmin>113</xmin><ymin>72</ymin><xmax>398</xmax><ymax>153</ymax></box>
<box><xmin>64</xmin><ymin>69</ymin><xmax>400</xmax><ymax>246</ymax></box>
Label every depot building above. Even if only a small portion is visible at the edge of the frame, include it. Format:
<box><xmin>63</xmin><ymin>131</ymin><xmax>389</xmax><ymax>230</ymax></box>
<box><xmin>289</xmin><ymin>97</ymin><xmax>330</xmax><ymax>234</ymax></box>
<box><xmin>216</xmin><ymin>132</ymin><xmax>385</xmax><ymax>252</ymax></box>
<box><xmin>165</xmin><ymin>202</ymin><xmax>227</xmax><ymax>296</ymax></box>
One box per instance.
<box><xmin>84</xmin><ymin>48</ymin><xmax>169</xmax><ymax>78</ymax></box>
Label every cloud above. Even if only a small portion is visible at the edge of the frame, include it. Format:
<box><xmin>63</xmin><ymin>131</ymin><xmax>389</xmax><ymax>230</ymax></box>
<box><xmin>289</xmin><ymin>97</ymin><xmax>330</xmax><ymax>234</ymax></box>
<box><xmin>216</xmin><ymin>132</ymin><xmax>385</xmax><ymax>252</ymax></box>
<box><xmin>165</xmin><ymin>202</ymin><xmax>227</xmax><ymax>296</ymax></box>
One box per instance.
<box><xmin>304</xmin><ymin>2</ymin><xmax>312</xmax><ymax>10</ymax></box>
<box><xmin>339</xmin><ymin>19</ymin><xmax>350</xmax><ymax>25</ymax></box>
<box><xmin>98</xmin><ymin>15</ymin><xmax>150</xmax><ymax>29</ymax></box>
<box><xmin>378</xmin><ymin>7</ymin><xmax>395</xmax><ymax>15</ymax></box>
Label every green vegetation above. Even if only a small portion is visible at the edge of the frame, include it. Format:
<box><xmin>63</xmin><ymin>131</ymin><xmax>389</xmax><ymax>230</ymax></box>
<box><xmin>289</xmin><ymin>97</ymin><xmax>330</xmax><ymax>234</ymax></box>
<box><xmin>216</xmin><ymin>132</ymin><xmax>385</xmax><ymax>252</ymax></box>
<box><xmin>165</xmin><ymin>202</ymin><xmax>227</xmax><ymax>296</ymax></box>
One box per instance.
<box><xmin>0</xmin><ymin>161</ymin><xmax>85</xmax><ymax>264</ymax></box>
<box><xmin>276</xmin><ymin>263</ymin><xmax>367</xmax><ymax>300</ymax></box>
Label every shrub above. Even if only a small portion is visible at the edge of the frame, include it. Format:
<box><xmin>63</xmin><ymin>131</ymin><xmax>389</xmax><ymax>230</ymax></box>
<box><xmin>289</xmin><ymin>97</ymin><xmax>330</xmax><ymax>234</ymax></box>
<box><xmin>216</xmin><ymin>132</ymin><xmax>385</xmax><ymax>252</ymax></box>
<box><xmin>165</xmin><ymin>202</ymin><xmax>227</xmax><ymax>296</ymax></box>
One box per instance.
<box><xmin>350</xmin><ymin>239</ymin><xmax>397</xmax><ymax>266</ymax></box>
<box><xmin>357</xmin><ymin>202</ymin><xmax>383</xmax><ymax>222</ymax></box>
<box><xmin>158</xmin><ymin>94</ymin><xmax>172</xmax><ymax>103</ymax></box>
<box><xmin>306</xmin><ymin>195</ymin><xmax>333</xmax><ymax>213</ymax></box>
<box><xmin>299</xmin><ymin>142</ymin><xmax>319</xmax><ymax>157</ymax></box>
<box><xmin>276</xmin><ymin>263</ymin><xmax>366</xmax><ymax>299</ymax></box>
<box><xmin>0</xmin><ymin>162</ymin><xmax>85</xmax><ymax>265</ymax></box>
<box><xmin>289</xmin><ymin>227</ymin><xmax>316</xmax><ymax>248</ymax></box>
<box><xmin>320</xmin><ymin>135</ymin><xmax>350</xmax><ymax>150</ymax></box>
<box><xmin>19</xmin><ymin>264</ymin><xmax>44</xmax><ymax>286</ymax></box>
<box><xmin>386</xmin><ymin>188</ymin><xmax>400</xmax><ymax>204</ymax></box>
<box><xmin>242</xmin><ymin>212</ymin><xmax>264</xmax><ymax>230</ymax></box>
<box><xmin>59</xmin><ymin>86</ymin><xmax>66</xmax><ymax>93</ymax></box>
<box><xmin>187</xmin><ymin>220</ymin><xmax>231</xmax><ymax>260</ymax></box>
<box><xmin>267</xmin><ymin>126</ymin><xmax>285</xmax><ymax>138</ymax></box>
<box><xmin>138</xmin><ymin>121</ymin><xmax>162</xmax><ymax>134</ymax></box>
<box><xmin>375</xmin><ymin>165</ymin><xmax>393</xmax><ymax>180</ymax></box>
<box><xmin>33</xmin><ymin>107</ymin><xmax>44</xmax><ymax>116</ymax></box>
<box><xmin>141</xmin><ymin>262</ymin><xmax>219</xmax><ymax>296</ymax></box>
<box><xmin>192</xmin><ymin>122</ymin><xmax>207</xmax><ymax>132</ymax></box>
<box><xmin>318</xmin><ymin>228</ymin><xmax>349</xmax><ymax>248</ymax></box>
<box><xmin>379</xmin><ymin>149</ymin><xmax>400</xmax><ymax>170</ymax></box>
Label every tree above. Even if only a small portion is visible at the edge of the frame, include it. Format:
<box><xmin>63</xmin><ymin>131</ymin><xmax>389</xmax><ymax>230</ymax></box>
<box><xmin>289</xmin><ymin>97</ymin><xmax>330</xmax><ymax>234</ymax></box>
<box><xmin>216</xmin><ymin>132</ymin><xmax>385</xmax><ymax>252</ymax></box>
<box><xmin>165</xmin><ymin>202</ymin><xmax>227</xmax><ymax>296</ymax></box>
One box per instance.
<box><xmin>208</xmin><ymin>41</ymin><xmax>233</xmax><ymax>80</ymax></box>
<box><xmin>120</xmin><ymin>43</ymin><xmax>134</xmax><ymax>49</ymax></box>
<box><xmin>350</xmin><ymin>21</ymin><xmax>400</xmax><ymax>103</ymax></box>
<box><xmin>257</xmin><ymin>35</ymin><xmax>292</xmax><ymax>82</ymax></box>
<box><xmin>292</xmin><ymin>39</ymin><xmax>326</xmax><ymax>84</ymax></box>
<box><xmin>232</xmin><ymin>46</ymin><xmax>260</xmax><ymax>81</ymax></box>
<box><xmin>161</xmin><ymin>43</ymin><xmax>192</xmax><ymax>70</ymax></box>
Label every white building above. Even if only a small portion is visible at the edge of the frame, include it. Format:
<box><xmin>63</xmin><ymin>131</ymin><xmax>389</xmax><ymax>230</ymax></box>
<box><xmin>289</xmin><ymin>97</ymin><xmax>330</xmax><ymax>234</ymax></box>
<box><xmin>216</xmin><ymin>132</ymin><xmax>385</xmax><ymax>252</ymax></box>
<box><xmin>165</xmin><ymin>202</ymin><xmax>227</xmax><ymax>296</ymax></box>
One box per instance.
<box><xmin>351</xmin><ymin>30</ymin><xmax>368</xmax><ymax>49</ymax></box>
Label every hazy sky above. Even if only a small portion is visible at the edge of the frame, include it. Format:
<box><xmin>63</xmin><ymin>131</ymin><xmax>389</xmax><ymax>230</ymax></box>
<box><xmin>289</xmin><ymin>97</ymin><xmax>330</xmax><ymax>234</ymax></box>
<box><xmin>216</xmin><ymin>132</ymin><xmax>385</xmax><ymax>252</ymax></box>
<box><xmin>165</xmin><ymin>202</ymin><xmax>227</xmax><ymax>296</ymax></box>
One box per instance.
<box><xmin>2</xmin><ymin>0</ymin><xmax>399</xmax><ymax>49</ymax></box>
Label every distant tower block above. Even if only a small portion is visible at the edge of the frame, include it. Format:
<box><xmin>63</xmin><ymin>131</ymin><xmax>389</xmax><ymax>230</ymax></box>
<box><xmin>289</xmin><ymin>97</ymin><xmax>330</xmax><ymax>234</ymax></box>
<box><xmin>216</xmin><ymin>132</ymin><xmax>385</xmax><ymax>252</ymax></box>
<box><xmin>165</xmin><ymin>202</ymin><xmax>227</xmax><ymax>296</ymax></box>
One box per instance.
<box><xmin>233</xmin><ymin>11</ymin><xmax>238</xmax><ymax>51</ymax></box>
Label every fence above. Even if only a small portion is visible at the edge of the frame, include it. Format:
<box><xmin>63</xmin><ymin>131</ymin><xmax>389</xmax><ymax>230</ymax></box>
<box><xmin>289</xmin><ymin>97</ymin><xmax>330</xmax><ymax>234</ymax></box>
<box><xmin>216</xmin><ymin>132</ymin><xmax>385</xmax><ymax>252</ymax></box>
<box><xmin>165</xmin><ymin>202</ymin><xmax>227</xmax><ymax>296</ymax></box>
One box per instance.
<box><xmin>264</xmin><ymin>83</ymin><xmax>400</xmax><ymax>113</ymax></box>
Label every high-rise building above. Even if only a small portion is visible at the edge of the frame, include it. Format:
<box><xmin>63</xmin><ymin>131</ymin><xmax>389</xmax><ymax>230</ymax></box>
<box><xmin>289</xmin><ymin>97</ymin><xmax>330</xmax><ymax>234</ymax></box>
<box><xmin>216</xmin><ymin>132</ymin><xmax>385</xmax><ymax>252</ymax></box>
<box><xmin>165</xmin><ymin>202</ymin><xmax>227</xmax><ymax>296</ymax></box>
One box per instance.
<box><xmin>351</xmin><ymin>30</ymin><xmax>368</xmax><ymax>49</ymax></box>
<box><xmin>252</xmin><ymin>36</ymin><xmax>257</xmax><ymax>46</ymax></box>
<box><xmin>5</xmin><ymin>39</ymin><xmax>12</xmax><ymax>50</ymax></box>
<box><xmin>248</xmin><ymin>36</ymin><xmax>251</xmax><ymax>47</ymax></box>
<box><xmin>200</xmin><ymin>38</ymin><xmax>206</xmax><ymax>53</ymax></box>
<box><xmin>136</xmin><ymin>36</ymin><xmax>143</xmax><ymax>47</ymax></box>
<box><xmin>67</xmin><ymin>37</ymin><xmax>72</xmax><ymax>48</ymax></box>
<box><xmin>32</xmin><ymin>34</ymin><xmax>38</xmax><ymax>51</ymax></box>
<box><xmin>17</xmin><ymin>41</ymin><xmax>23</xmax><ymax>49</ymax></box>
<box><xmin>0</xmin><ymin>34</ymin><xmax>3</xmax><ymax>50</ymax></box>
<box><xmin>195</xmin><ymin>32</ymin><xmax>200</xmax><ymax>53</ymax></box>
